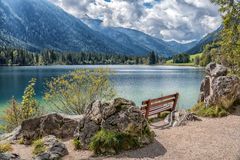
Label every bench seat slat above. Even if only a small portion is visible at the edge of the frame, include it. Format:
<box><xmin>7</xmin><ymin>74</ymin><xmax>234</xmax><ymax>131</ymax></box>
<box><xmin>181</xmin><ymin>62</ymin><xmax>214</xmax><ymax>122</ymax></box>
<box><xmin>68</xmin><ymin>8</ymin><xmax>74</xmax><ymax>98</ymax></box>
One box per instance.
<box><xmin>141</xmin><ymin>105</ymin><xmax>172</xmax><ymax>115</ymax></box>
<box><xmin>141</xmin><ymin>93</ymin><xmax>179</xmax><ymax>119</ymax></box>
<box><xmin>142</xmin><ymin>93</ymin><xmax>177</xmax><ymax>105</ymax></box>
<box><xmin>149</xmin><ymin>106</ymin><xmax>172</xmax><ymax>116</ymax></box>
<box><xmin>149</xmin><ymin>103</ymin><xmax>172</xmax><ymax>112</ymax></box>
<box><xmin>148</xmin><ymin>99</ymin><xmax>175</xmax><ymax>108</ymax></box>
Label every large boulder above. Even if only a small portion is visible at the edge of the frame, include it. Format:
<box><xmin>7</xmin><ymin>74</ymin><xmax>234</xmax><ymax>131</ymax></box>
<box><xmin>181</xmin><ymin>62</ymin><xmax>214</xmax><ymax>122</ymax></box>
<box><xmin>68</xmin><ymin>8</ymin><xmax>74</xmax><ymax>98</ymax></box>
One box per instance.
<box><xmin>14</xmin><ymin>113</ymin><xmax>83</xmax><ymax>145</ymax></box>
<box><xmin>199</xmin><ymin>62</ymin><xmax>240</xmax><ymax>107</ymax></box>
<box><xmin>75</xmin><ymin>98</ymin><xmax>153</xmax><ymax>149</ymax></box>
<box><xmin>33</xmin><ymin>135</ymin><xmax>68</xmax><ymax>160</ymax></box>
<box><xmin>205</xmin><ymin>62</ymin><xmax>228</xmax><ymax>77</ymax></box>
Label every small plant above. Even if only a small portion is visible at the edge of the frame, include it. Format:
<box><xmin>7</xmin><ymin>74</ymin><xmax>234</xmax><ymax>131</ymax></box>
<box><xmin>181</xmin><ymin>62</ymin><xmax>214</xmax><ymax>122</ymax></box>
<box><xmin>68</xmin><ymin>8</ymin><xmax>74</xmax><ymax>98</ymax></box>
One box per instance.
<box><xmin>18</xmin><ymin>137</ymin><xmax>24</xmax><ymax>145</ymax></box>
<box><xmin>44</xmin><ymin>69</ymin><xmax>116</xmax><ymax>114</ymax></box>
<box><xmin>0</xmin><ymin>78</ymin><xmax>41</xmax><ymax>132</ymax></box>
<box><xmin>0</xmin><ymin>143</ymin><xmax>12</xmax><ymax>153</ymax></box>
<box><xmin>190</xmin><ymin>102</ymin><xmax>229</xmax><ymax>118</ymax></box>
<box><xmin>73</xmin><ymin>137</ymin><xmax>81</xmax><ymax>150</ymax></box>
<box><xmin>89</xmin><ymin>129</ymin><xmax>140</xmax><ymax>155</ymax></box>
<box><xmin>32</xmin><ymin>139</ymin><xmax>46</xmax><ymax>155</ymax></box>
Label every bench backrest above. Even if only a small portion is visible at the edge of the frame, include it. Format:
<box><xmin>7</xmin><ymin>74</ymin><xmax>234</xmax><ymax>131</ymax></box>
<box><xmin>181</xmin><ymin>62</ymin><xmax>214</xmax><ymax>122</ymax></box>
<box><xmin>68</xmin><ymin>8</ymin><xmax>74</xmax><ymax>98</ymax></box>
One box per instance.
<box><xmin>141</xmin><ymin>93</ymin><xmax>179</xmax><ymax>118</ymax></box>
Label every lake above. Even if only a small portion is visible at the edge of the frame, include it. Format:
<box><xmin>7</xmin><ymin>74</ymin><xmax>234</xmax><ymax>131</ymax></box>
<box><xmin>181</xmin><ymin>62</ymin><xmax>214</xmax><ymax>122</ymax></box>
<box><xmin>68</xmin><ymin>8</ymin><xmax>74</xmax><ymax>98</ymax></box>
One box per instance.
<box><xmin>0</xmin><ymin>65</ymin><xmax>204</xmax><ymax>110</ymax></box>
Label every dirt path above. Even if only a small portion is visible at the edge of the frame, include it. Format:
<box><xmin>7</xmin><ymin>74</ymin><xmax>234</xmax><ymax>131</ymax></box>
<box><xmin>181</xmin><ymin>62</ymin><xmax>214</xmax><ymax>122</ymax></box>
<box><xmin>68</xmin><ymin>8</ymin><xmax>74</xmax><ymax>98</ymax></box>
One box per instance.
<box><xmin>11</xmin><ymin>115</ymin><xmax>240</xmax><ymax>160</ymax></box>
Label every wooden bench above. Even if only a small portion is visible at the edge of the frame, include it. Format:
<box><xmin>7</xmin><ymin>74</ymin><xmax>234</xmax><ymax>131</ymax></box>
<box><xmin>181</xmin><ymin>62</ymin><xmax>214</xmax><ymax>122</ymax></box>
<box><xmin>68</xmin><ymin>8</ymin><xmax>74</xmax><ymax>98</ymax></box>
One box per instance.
<box><xmin>141</xmin><ymin>93</ymin><xmax>179</xmax><ymax>119</ymax></box>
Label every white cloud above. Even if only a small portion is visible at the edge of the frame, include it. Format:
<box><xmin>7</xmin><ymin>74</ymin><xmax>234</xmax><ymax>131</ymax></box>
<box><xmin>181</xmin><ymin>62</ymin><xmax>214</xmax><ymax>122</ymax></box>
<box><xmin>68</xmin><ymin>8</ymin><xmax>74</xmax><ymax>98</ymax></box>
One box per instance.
<box><xmin>48</xmin><ymin>0</ymin><xmax>222</xmax><ymax>42</ymax></box>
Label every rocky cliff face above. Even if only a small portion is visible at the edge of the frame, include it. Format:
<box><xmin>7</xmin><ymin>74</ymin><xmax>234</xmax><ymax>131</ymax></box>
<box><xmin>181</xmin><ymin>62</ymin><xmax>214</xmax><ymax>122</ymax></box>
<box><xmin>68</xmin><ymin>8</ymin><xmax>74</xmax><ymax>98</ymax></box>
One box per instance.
<box><xmin>199</xmin><ymin>62</ymin><xmax>240</xmax><ymax>108</ymax></box>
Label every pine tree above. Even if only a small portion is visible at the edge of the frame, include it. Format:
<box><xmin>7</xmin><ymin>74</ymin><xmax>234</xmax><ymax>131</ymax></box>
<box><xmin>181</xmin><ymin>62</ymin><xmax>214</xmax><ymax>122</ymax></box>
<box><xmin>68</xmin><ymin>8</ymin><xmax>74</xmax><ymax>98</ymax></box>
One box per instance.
<box><xmin>148</xmin><ymin>51</ymin><xmax>156</xmax><ymax>65</ymax></box>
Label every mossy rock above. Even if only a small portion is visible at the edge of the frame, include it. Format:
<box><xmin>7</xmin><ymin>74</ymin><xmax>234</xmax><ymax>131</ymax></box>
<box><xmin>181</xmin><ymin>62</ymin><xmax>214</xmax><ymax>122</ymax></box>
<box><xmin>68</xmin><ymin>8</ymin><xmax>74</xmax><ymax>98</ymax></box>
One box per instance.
<box><xmin>89</xmin><ymin>128</ymin><xmax>154</xmax><ymax>155</ymax></box>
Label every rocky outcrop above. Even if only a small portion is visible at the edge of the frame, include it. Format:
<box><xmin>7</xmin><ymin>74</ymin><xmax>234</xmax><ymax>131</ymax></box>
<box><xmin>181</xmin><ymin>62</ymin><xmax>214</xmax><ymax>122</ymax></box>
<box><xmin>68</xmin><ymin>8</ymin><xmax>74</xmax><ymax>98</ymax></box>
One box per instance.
<box><xmin>13</xmin><ymin>113</ymin><xmax>83</xmax><ymax>145</ymax></box>
<box><xmin>199</xmin><ymin>62</ymin><xmax>240</xmax><ymax>107</ymax></box>
<box><xmin>33</xmin><ymin>135</ymin><xmax>68</xmax><ymax>160</ymax></box>
<box><xmin>75</xmin><ymin>98</ymin><xmax>153</xmax><ymax>149</ymax></box>
<box><xmin>0</xmin><ymin>153</ymin><xmax>21</xmax><ymax>160</ymax></box>
<box><xmin>164</xmin><ymin>110</ymin><xmax>201</xmax><ymax>127</ymax></box>
<box><xmin>1</xmin><ymin>98</ymin><xmax>153</xmax><ymax>157</ymax></box>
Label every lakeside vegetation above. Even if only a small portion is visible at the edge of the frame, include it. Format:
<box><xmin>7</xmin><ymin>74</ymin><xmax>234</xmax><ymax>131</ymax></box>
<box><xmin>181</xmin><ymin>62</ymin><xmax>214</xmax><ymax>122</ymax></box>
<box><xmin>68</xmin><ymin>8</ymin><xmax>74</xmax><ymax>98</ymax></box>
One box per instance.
<box><xmin>0</xmin><ymin>68</ymin><xmax>115</xmax><ymax>132</ymax></box>
<box><xmin>166</xmin><ymin>53</ymin><xmax>203</xmax><ymax>66</ymax></box>
<box><xmin>0</xmin><ymin>47</ymin><xmax>168</xmax><ymax>66</ymax></box>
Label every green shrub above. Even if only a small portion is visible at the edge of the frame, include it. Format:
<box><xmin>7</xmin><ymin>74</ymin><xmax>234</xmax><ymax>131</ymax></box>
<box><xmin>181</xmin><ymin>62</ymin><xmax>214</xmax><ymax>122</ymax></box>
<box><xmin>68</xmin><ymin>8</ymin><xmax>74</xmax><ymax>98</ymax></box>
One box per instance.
<box><xmin>44</xmin><ymin>69</ymin><xmax>116</xmax><ymax>114</ymax></box>
<box><xmin>89</xmin><ymin>129</ymin><xmax>140</xmax><ymax>155</ymax></box>
<box><xmin>73</xmin><ymin>138</ymin><xmax>82</xmax><ymax>150</ymax></box>
<box><xmin>0</xmin><ymin>78</ymin><xmax>41</xmax><ymax>132</ymax></box>
<box><xmin>18</xmin><ymin>137</ymin><xmax>24</xmax><ymax>145</ymax></box>
<box><xmin>0</xmin><ymin>143</ymin><xmax>12</xmax><ymax>153</ymax></box>
<box><xmin>32</xmin><ymin>139</ymin><xmax>46</xmax><ymax>155</ymax></box>
<box><xmin>190</xmin><ymin>102</ymin><xmax>229</xmax><ymax>118</ymax></box>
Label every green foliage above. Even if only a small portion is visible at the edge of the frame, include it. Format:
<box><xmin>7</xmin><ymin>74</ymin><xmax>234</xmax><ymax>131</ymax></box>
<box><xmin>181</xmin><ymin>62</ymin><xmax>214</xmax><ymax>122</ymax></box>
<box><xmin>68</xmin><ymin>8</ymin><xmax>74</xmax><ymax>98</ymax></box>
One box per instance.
<box><xmin>18</xmin><ymin>137</ymin><xmax>25</xmax><ymax>145</ymax></box>
<box><xmin>148</xmin><ymin>51</ymin><xmax>157</xmax><ymax>65</ymax></box>
<box><xmin>190</xmin><ymin>102</ymin><xmax>229</xmax><ymax>118</ymax></box>
<box><xmin>0</xmin><ymin>47</ymin><xmax>157</xmax><ymax>66</ymax></box>
<box><xmin>32</xmin><ymin>139</ymin><xmax>46</xmax><ymax>155</ymax></box>
<box><xmin>199</xmin><ymin>43</ymin><xmax>220</xmax><ymax>66</ymax></box>
<box><xmin>0</xmin><ymin>79</ymin><xmax>41</xmax><ymax>132</ymax></box>
<box><xmin>73</xmin><ymin>138</ymin><xmax>82</xmax><ymax>150</ymax></box>
<box><xmin>172</xmin><ymin>53</ymin><xmax>190</xmax><ymax>63</ymax></box>
<box><xmin>89</xmin><ymin>129</ymin><xmax>140</xmax><ymax>155</ymax></box>
<box><xmin>44</xmin><ymin>69</ymin><xmax>116</xmax><ymax>114</ymax></box>
<box><xmin>0</xmin><ymin>143</ymin><xmax>12</xmax><ymax>153</ymax></box>
<box><xmin>211</xmin><ymin>0</ymin><xmax>240</xmax><ymax>75</ymax></box>
<box><xmin>21</xmin><ymin>78</ymin><xmax>40</xmax><ymax>120</ymax></box>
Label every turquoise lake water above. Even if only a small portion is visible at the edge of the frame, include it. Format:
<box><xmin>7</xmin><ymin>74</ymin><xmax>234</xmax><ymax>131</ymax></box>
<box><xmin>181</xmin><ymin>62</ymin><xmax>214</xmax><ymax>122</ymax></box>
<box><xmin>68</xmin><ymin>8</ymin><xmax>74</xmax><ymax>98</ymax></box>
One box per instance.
<box><xmin>0</xmin><ymin>65</ymin><xmax>204</xmax><ymax>110</ymax></box>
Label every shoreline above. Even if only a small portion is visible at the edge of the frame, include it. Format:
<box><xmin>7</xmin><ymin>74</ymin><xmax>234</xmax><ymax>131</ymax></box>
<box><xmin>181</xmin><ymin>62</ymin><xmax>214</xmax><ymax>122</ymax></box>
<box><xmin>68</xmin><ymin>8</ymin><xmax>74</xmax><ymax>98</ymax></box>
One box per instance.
<box><xmin>0</xmin><ymin>64</ymin><xmax>203</xmax><ymax>68</ymax></box>
<box><xmin>9</xmin><ymin>114</ymin><xmax>240</xmax><ymax>160</ymax></box>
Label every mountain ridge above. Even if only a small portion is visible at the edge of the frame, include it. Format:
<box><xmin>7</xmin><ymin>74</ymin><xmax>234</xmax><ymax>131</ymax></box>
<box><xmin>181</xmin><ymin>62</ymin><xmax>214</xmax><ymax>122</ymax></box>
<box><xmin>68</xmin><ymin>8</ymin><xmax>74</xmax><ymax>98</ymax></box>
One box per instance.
<box><xmin>0</xmin><ymin>0</ymin><xmax>221</xmax><ymax>57</ymax></box>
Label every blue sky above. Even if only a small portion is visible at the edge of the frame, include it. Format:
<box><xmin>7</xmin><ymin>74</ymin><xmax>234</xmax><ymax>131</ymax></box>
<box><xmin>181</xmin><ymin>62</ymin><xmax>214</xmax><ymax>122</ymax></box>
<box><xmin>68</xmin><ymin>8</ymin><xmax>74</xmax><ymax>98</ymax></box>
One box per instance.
<box><xmin>49</xmin><ymin>0</ymin><xmax>222</xmax><ymax>43</ymax></box>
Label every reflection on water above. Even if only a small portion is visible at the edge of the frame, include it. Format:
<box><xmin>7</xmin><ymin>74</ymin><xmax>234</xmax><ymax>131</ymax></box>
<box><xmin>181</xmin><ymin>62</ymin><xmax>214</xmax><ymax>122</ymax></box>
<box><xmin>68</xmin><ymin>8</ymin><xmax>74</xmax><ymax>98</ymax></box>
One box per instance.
<box><xmin>0</xmin><ymin>65</ymin><xmax>204</xmax><ymax>109</ymax></box>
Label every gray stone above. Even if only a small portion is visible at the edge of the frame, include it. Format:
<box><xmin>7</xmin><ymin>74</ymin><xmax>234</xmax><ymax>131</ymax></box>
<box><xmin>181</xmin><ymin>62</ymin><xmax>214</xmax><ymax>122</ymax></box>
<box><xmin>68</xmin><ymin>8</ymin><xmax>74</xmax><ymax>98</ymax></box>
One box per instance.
<box><xmin>74</xmin><ymin>117</ymin><xmax>100</xmax><ymax>149</ymax></box>
<box><xmin>84</xmin><ymin>100</ymin><xmax>102</xmax><ymax>124</ymax></box>
<box><xmin>16</xmin><ymin>113</ymin><xmax>83</xmax><ymax>145</ymax></box>
<box><xmin>0</xmin><ymin>126</ymin><xmax>21</xmax><ymax>143</ymax></box>
<box><xmin>75</xmin><ymin>98</ymin><xmax>153</xmax><ymax>149</ymax></box>
<box><xmin>33</xmin><ymin>135</ymin><xmax>68</xmax><ymax>160</ymax></box>
<box><xmin>205</xmin><ymin>62</ymin><xmax>228</xmax><ymax>77</ymax></box>
<box><xmin>0</xmin><ymin>153</ymin><xmax>21</xmax><ymax>160</ymax></box>
<box><xmin>199</xmin><ymin>76</ymin><xmax>211</xmax><ymax>102</ymax></box>
<box><xmin>164</xmin><ymin>110</ymin><xmax>201</xmax><ymax>127</ymax></box>
<box><xmin>206</xmin><ymin>76</ymin><xmax>240</xmax><ymax>107</ymax></box>
<box><xmin>199</xmin><ymin>63</ymin><xmax>240</xmax><ymax>107</ymax></box>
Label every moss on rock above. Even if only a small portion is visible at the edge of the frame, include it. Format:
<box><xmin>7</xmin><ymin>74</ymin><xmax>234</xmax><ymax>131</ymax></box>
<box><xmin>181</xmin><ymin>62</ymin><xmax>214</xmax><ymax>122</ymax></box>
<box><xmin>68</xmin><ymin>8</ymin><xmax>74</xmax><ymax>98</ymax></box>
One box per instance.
<box><xmin>89</xmin><ymin>128</ymin><xmax>154</xmax><ymax>155</ymax></box>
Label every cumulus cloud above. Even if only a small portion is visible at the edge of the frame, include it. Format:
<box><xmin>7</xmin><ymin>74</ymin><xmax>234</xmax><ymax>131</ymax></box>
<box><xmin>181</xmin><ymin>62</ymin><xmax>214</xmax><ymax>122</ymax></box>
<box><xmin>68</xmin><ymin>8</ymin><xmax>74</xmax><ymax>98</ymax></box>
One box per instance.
<box><xmin>48</xmin><ymin>0</ymin><xmax>222</xmax><ymax>42</ymax></box>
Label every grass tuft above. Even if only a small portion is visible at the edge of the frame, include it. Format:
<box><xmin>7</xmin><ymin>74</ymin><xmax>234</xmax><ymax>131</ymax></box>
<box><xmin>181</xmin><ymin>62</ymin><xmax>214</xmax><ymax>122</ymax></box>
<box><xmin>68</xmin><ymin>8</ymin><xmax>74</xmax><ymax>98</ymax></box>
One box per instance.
<box><xmin>73</xmin><ymin>137</ymin><xmax>82</xmax><ymax>150</ymax></box>
<box><xmin>32</xmin><ymin>139</ymin><xmax>46</xmax><ymax>155</ymax></box>
<box><xmin>89</xmin><ymin>129</ymin><xmax>140</xmax><ymax>155</ymax></box>
<box><xmin>0</xmin><ymin>143</ymin><xmax>12</xmax><ymax>153</ymax></box>
<box><xmin>190</xmin><ymin>102</ymin><xmax>229</xmax><ymax>118</ymax></box>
